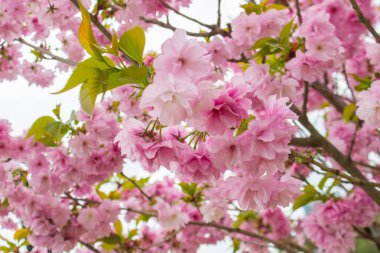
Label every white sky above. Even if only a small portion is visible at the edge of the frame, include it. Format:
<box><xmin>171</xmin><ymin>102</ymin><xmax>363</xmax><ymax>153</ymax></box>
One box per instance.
<box><xmin>0</xmin><ymin>1</ymin><xmax>246</xmax><ymax>252</ymax></box>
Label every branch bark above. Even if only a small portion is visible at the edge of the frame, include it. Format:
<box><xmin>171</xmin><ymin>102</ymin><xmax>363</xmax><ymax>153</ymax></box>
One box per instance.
<box><xmin>349</xmin><ymin>0</ymin><xmax>380</xmax><ymax>43</ymax></box>
<box><xmin>17</xmin><ymin>38</ymin><xmax>77</xmax><ymax>66</ymax></box>
<box><xmin>291</xmin><ymin>105</ymin><xmax>380</xmax><ymax>206</ymax></box>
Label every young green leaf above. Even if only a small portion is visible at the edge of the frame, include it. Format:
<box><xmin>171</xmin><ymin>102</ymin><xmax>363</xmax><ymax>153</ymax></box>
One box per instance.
<box><xmin>80</xmin><ymin>77</ymin><xmax>101</xmax><ymax>115</ymax></box>
<box><xmin>14</xmin><ymin>228</ymin><xmax>30</xmax><ymax>241</ymax></box>
<box><xmin>107</xmin><ymin>66</ymin><xmax>149</xmax><ymax>90</ymax></box>
<box><xmin>77</xmin><ymin>0</ymin><xmax>104</xmax><ymax>61</ymax></box>
<box><xmin>343</xmin><ymin>103</ymin><xmax>356</xmax><ymax>122</ymax></box>
<box><xmin>53</xmin><ymin>57</ymin><xmax>112</xmax><ymax>94</ymax></box>
<box><xmin>279</xmin><ymin>19</ymin><xmax>294</xmax><ymax>47</ymax></box>
<box><xmin>26</xmin><ymin>116</ymin><xmax>56</xmax><ymax>140</ymax></box>
<box><xmin>119</xmin><ymin>26</ymin><xmax>145</xmax><ymax>65</ymax></box>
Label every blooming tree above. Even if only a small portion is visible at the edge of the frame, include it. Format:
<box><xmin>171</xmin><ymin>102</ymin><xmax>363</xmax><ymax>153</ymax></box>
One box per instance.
<box><xmin>1</xmin><ymin>0</ymin><xmax>380</xmax><ymax>252</ymax></box>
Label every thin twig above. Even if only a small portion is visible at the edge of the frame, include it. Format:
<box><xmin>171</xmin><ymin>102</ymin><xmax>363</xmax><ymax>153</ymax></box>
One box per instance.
<box><xmin>17</xmin><ymin>38</ymin><xmax>77</xmax><ymax>66</ymax></box>
<box><xmin>188</xmin><ymin>221</ymin><xmax>311</xmax><ymax>253</ymax></box>
<box><xmin>342</xmin><ymin>64</ymin><xmax>356</xmax><ymax>102</ymax></box>
<box><xmin>302</xmin><ymin>82</ymin><xmax>309</xmax><ymax>116</ymax></box>
<box><xmin>349</xmin><ymin>0</ymin><xmax>380</xmax><ymax>43</ymax></box>
<box><xmin>347</xmin><ymin>123</ymin><xmax>359</xmax><ymax>159</ymax></box>
<box><xmin>140</xmin><ymin>17</ymin><xmax>228</xmax><ymax>37</ymax></box>
<box><xmin>217</xmin><ymin>0</ymin><xmax>222</xmax><ymax>26</ymax></box>
<box><xmin>121</xmin><ymin>172</ymin><xmax>153</xmax><ymax>201</ymax></box>
<box><xmin>294</xmin><ymin>0</ymin><xmax>303</xmax><ymax>24</ymax></box>
<box><xmin>293</xmin><ymin>151</ymin><xmax>380</xmax><ymax>188</ymax></box>
<box><xmin>158</xmin><ymin>0</ymin><xmax>214</xmax><ymax>29</ymax></box>
<box><xmin>79</xmin><ymin>240</ymin><xmax>100</xmax><ymax>253</ymax></box>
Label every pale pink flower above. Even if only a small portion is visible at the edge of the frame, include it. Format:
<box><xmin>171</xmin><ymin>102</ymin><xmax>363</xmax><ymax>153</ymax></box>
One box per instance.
<box><xmin>200</xmin><ymin>201</ymin><xmax>225</xmax><ymax>223</ymax></box>
<box><xmin>286</xmin><ymin>51</ymin><xmax>325</xmax><ymax>82</ymax></box>
<box><xmin>357</xmin><ymin>80</ymin><xmax>380</xmax><ymax>128</ymax></box>
<box><xmin>140</xmin><ymin>74</ymin><xmax>199</xmax><ymax>125</ymax></box>
<box><xmin>156</xmin><ymin>199</ymin><xmax>189</xmax><ymax>231</ymax></box>
<box><xmin>154</xmin><ymin>29</ymin><xmax>210</xmax><ymax>80</ymax></box>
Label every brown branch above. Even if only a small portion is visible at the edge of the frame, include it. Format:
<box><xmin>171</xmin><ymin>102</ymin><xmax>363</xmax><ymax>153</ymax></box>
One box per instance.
<box><xmin>217</xmin><ymin>0</ymin><xmax>222</xmax><ymax>26</ymax></box>
<box><xmin>311</xmin><ymin>82</ymin><xmax>347</xmax><ymax>113</ymax></box>
<box><xmin>302</xmin><ymin>82</ymin><xmax>309</xmax><ymax>116</ymax></box>
<box><xmin>140</xmin><ymin>16</ymin><xmax>229</xmax><ymax>37</ymax></box>
<box><xmin>294</xmin><ymin>0</ymin><xmax>303</xmax><ymax>24</ymax></box>
<box><xmin>349</xmin><ymin>0</ymin><xmax>380</xmax><ymax>43</ymax></box>
<box><xmin>291</xmin><ymin>105</ymin><xmax>380</xmax><ymax>206</ymax></box>
<box><xmin>289</xmin><ymin>137</ymin><xmax>320</xmax><ymax>147</ymax></box>
<box><xmin>158</xmin><ymin>0</ymin><xmax>214</xmax><ymax>29</ymax></box>
<box><xmin>79</xmin><ymin>240</ymin><xmax>100</xmax><ymax>253</ymax></box>
<box><xmin>120</xmin><ymin>172</ymin><xmax>153</xmax><ymax>201</ymax></box>
<box><xmin>17</xmin><ymin>38</ymin><xmax>77</xmax><ymax>66</ymax></box>
<box><xmin>188</xmin><ymin>221</ymin><xmax>311</xmax><ymax>253</ymax></box>
<box><xmin>293</xmin><ymin>151</ymin><xmax>380</xmax><ymax>188</ymax></box>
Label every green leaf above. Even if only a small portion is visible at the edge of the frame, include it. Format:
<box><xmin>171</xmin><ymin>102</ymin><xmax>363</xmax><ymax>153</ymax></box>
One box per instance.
<box><xmin>80</xmin><ymin>77</ymin><xmax>101</xmax><ymax>115</ymax></box>
<box><xmin>52</xmin><ymin>104</ymin><xmax>61</xmax><ymax>119</ymax></box>
<box><xmin>136</xmin><ymin>214</ymin><xmax>151</xmax><ymax>224</ymax></box>
<box><xmin>14</xmin><ymin>228</ymin><xmax>29</xmax><ymax>241</ymax></box>
<box><xmin>127</xmin><ymin>229</ymin><xmax>138</xmax><ymax>240</ymax></box>
<box><xmin>241</xmin><ymin>2</ymin><xmax>262</xmax><ymax>14</ymax></box>
<box><xmin>108</xmin><ymin>31</ymin><xmax>120</xmax><ymax>56</ymax></box>
<box><xmin>252</xmin><ymin>37</ymin><xmax>279</xmax><ymax>50</ymax></box>
<box><xmin>102</xmin><ymin>234</ymin><xmax>121</xmax><ymax>245</ymax></box>
<box><xmin>353</xmin><ymin>238</ymin><xmax>380</xmax><ymax>253</ymax></box>
<box><xmin>293</xmin><ymin>185</ymin><xmax>319</xmax><ymax>211</ymax></box>
<box><xmin>318</xmin><ymin>174</ymin><xmax>329</xmax><ymax>190</ymax></box>
<box><xmin>27</xmin><ymin>116</ymin><xmax>56</xmax><ymax>140</ymax></box>
<box><xmin>114</xmin><ymin>220</ymin><xmax>123</xmax><ymax>237</ymax></box>
<box><xmin>45</xmin><ymin>121</ymin><xmax>68</xmax><ymax>140</ymax></box>
<box><xmin>119</xmin><ymin>26</ymin><xmax>145</xmax><ymax>65</ymax></box>
<box><xmin>77</xmin><ymin>0</ymin><xmax>103</xmax><ymax>61</ymax></box>
<box><xmin>107</xmin><ymin>66</ymin><xmax>149</xmax><ymax>90</ymax></box>
<box><xmin>232</xmin><ymin>239</ymin><xmax>240</xmax><ymax>253</ymax></box>
<box><xmin>101</xmin><ymin>243</ymin><xmax>116</xmax><ymax>252</ymax></box>
<box><xmin>54</xmin><ymin>57</ymin><xmax>112</xmax><ymax>94</ymax></box>
<box><xmin>343</xmin><ymin>103</ymin><xmax>356</xmax><ymax>122</ymax></box>
<box><xmin>279</xmin><ymin>19</ymin><xmax>294</xmax><ymax>47</ymax></box>
<box><xmin>179</xmin><ymin>182</ymin><xmax>198</xmax><ymax>196</ymax></box>
<box><xmin>236</xmin><ymin>115</ymin><xmax>255</xmax><ymax>136</ymax></box>
<box><xmin>0</xmin><ymin>246</ymin><xmax>9</xmax><ymax>252</ymax></box>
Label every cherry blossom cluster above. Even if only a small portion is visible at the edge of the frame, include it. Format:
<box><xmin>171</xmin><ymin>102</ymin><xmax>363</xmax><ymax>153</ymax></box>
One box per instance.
<box><xmin>1</xmin><ymin>0</ymin><xmax>380</xmax><ymax>252</ymax></box>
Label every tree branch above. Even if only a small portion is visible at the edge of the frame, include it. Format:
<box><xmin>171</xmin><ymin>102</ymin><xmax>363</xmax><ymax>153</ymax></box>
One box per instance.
<box><xmin>79</xmin><ymin>240</ymin><xmax>100</xmax><ymax>253</ymax></box>
<box><xmin>311</xmin><ymin>82</ymin><xmax>347</xmax><ymax>113</ymax></box>
<box><xmin>188</xmin><ymin>221</ymin><xmax>311</xmax><ymax>253</ymax></box>
<box><xmin>120</xmin><ymin>172</ymin><xmax>153</xmax><ymax>201</ymax></box>
<box><xmin>17</xmin><ymin>38</ymin><xmax>77</xmax><ymax>66</ymax></box>
<box><xmin>293</xmin><ymin>151</ymin><xmax>380</xmax><ymax>188</ymax></box>
<box><xmin>217</xmin><ymin>0</ymin><xmax>222</xmax><ymax>26</ymax></box>
<box><xmin>291</xmin><ymin>105</ymin><xmax>380</xmax><ymax>206</ymax></box>
<box><xmin>158</xmin><ymin>0</ymin><xmax>214</xmax><ymax>29</ymax></box>
<box><xmin>349</xmin><ymin>0</ymin><xmax>380</xmax><ymax>43</ymax></box>
<box><xmin>294</xmin><ymin>0</ymin><xmax>303</xmax><ymax>24</ymax></box>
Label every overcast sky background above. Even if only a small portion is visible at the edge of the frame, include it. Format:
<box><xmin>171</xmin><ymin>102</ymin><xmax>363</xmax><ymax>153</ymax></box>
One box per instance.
<box><xmin>0</xmin><ymin>1</ymin><xmax>250</xmax><ymax>252</ymax></box>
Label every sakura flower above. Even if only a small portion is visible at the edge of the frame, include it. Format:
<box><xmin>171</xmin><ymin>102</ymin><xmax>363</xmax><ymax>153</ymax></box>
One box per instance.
<box><xmin>174</xmin><ymin>143</ymin><xmax>220</xmax><ymax>182</ymax></box>
<box><xmin>156</xmin><ymin>199</ymin><xmax>189</xmax><ymax>231</ymax></box>
<box><xmin>140</xmin><ymin>74</ymin><xmax>199</xmax><ymax>125</ymax></box>
<box><xmin>357</xmin><ymin>80</ymin><xmax>380</xmax><ymax>128</ymax></box>
<box><xmin>154</xmin><ymin>29</ymin><xmax>210</xmax><ymax>80</ymax></box>
<box><xmin>286</xmin><ymin>51</ymin><xmax>325</xmax><ymax>82</ymax></box>
<box><xmin>200</xmin><ymin>200</ymin><xmax>225</xmax><ymax>223</ymax></box>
